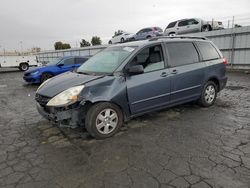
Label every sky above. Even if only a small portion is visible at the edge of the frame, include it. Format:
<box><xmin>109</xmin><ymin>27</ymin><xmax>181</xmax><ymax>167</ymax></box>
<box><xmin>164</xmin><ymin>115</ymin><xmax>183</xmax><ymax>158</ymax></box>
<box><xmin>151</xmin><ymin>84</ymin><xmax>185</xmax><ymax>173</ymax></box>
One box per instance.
<box><xmin>0</xmin><ymin>0</ymin><xmax>250</xmax><ymax>51</ymax></box>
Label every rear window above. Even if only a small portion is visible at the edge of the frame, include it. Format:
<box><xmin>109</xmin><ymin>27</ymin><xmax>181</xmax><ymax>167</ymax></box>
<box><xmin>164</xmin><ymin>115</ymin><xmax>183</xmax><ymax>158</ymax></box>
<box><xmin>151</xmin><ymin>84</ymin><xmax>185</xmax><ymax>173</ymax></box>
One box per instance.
<box><xmin>196</xmin><ymin>42</ymin><xmax>220</xmax><ymax>61</ymax></box>
<box><xmin>166</xmin><ymin>42</ymin><xmax>199</xmax><ymax>67</ymax></box>
<box><xmin>167</xmin><ymin>21</ymin><xmax>177</xmax><ymax>28</ymax></box>
<box><xmin>154</xmin><ymin>27</ymin><xmax>163</xmax><ymax>32</ymax></box>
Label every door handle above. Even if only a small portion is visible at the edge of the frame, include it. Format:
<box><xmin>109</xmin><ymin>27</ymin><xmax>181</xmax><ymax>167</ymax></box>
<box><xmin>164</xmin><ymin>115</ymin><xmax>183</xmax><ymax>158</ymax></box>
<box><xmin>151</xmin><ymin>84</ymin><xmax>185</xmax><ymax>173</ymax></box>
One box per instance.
<box><xmin>160</xmin><ymin>72</ymin><xmax>168</xmax><ymax>77</ymax></box>
<box><xmin>171</xmin><ymin>69</ymin><xmax>178</xmax><ymax>74</ymax></box>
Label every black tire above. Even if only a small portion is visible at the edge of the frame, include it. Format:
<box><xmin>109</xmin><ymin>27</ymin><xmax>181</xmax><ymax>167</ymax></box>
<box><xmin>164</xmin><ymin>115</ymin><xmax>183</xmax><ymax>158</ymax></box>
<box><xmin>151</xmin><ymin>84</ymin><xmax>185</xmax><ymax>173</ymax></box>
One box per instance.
<box><xmin>85</xmin><ymin>102</ymin><xmax>123</xmax><ymax>139</ymax></box>
<box><xmin>198</xmin><ymin>81</ymin><xmax>218</xmax><ymax>107</ymax></box>
<box><xmin>168</xmin><ymin>32</ymin><xmax>176</xmax><ymax>36</ymax></box>
<box><xmin>120</xmin><ymin>38</ymin><xmax>124</xmax><ymax>43</ymax></box>
<box><xmin>202</xmin><ymin>25</ymin><xmax>212</xmax><ymax>32</ymax></box>
<box><xmin>40</xmin><ymin>72</ymin><xmax>53</xmax><ymax>83</ymax></box>
<box><xmin>19</xmin><ymin>63</ymin><xmax>29</xmax><ymax>71</ymax></box>
<box><xmin>108</xmin><ymin>40</ymin><xmax>112</xmax><ymax>44</ymax></box>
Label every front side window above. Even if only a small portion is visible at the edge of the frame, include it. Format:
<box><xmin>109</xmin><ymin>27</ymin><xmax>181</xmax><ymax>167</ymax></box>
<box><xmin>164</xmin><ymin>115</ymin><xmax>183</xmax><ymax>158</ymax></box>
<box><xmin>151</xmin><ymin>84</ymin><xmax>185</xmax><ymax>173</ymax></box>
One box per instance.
<box><xmin>77</xmin><ymin>46</ymin><xmax>136</xmax><ymax>74</ymax></box>
<box><xmin>178</xmin><ymin>20</ymin><xmax>188</xmax><ymax>27</ymax></box>
<box><xmin>166</xmin><ymin>42</ymin><xmax>199</xmax><ymax>67</ymax></box>
<box><xmin>130</xmin><ymin>45</ymin><xmax>165</xmax><ymax>73</ymax></box>
<box><xmin>196</xmin><ymin>42</ymin><xmax>220</xmax><ymax>61</ymax></box>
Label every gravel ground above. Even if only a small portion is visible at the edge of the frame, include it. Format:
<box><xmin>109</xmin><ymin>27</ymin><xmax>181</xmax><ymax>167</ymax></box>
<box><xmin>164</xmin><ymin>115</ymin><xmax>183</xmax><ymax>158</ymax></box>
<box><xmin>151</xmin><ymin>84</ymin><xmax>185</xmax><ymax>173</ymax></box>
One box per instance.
<box><xmin>0</xmin><ymin>70</ymin><xmax>249</xmax><ymax>188</ymax></box>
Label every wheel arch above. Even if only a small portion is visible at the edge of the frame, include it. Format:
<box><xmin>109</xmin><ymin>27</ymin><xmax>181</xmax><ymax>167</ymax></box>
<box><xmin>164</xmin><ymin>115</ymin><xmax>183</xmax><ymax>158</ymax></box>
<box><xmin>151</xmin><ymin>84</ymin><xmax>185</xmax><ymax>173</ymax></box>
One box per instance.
<box><xmin>19</xmin><ymin>62</ymin><xmax>29</xmax><ymax>66</ymax></box>
<box><xmin>81</xmin><ymin>99</ymin><xmax>129</xmax><ymax>122</ymax></box>
<box><xmin>207</xmin><ymin>77</ymin><xmax>220</xmax><ymax>91</ymax></box>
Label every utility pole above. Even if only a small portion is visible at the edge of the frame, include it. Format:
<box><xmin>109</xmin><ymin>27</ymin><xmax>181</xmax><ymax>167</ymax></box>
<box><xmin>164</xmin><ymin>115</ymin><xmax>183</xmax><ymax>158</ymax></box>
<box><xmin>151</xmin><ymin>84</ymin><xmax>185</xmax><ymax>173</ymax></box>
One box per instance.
<box><xmin>19</xmin><ymin>41</ymin><xmax>23</xmax><ymax>55</ymax></box>
<box><xmin>232</xmin><ymin>16</ymin><xmax>235</xmax><ymax>28</ymax></box>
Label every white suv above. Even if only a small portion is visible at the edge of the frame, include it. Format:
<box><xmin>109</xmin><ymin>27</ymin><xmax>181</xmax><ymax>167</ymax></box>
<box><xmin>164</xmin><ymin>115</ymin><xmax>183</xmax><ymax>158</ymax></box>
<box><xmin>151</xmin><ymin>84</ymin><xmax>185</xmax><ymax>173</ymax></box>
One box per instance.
<box><xmin>164</xmin><ymin>18</ymin><xmax>224</xmax><ymax>36</ymax></box>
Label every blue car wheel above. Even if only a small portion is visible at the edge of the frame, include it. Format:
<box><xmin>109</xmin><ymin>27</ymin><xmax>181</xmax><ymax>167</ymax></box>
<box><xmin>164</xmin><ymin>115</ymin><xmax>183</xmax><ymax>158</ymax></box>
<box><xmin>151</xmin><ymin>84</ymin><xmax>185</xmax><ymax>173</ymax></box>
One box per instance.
<box><xmin>41</xmin><ymin>73</ymin><xmax>53</xmax><ymax>83</ymax></box>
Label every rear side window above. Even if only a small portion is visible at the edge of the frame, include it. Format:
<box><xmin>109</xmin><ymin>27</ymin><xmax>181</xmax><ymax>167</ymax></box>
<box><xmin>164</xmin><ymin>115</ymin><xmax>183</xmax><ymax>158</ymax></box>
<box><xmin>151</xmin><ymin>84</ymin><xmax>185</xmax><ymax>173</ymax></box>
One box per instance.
<box><xmin>167</xmin><ymin>21</ymin><xmax>177</xmax><ymax>28</ymax></box>
<box><xmin>196</xmin><ymin>42</ymin><xmax>220</xmax><ymax>61</ymax></box>
<box><xmin>166</xmin><ymin>42</ymin><xmax>199</xmax><ymax>67</ymax></box>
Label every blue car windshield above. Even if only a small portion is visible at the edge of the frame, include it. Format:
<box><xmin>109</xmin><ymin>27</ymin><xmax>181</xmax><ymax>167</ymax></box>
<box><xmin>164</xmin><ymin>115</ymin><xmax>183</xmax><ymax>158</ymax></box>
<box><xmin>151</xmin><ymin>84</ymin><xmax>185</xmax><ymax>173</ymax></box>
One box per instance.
<box><xmin>77</xmin><ymin>46</ymin><xmax>136</xmax><ymax>74</ymax></box>
<box><xmin>47</xmin><ymin>58</ymin><xmax>62</xmax><ymax>66</ymax></box>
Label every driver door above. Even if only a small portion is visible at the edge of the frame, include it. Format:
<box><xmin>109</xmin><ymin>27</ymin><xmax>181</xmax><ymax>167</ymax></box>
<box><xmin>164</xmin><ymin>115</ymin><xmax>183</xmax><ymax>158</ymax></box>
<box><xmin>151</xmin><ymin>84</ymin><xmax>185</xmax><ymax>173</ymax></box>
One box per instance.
<box><xmin>57</xmin><ymin>57</ymin><xmax>76</xmax><ymax>74</ymax></box>
<box><xmin>126</xmin><ymin>44</ymin><xmax>171</xmax><ymax>115</ymax></box>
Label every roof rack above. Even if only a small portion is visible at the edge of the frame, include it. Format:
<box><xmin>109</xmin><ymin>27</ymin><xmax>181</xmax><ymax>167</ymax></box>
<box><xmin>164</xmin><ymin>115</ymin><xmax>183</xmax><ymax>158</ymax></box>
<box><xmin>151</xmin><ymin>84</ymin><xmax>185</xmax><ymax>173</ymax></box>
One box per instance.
<box><xmin>149</xmin><ymin>35</ymin><xmax>208</xmax><ymax>41</ymax></box>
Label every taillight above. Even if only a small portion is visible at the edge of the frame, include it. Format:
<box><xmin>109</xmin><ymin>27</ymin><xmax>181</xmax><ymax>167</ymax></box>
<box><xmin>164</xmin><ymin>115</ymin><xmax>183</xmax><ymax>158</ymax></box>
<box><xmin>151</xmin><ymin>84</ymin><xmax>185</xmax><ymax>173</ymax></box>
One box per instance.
<box><xmin>223</xmin><ymin>58</ymin><xmax>228</xmax><ymax>65</ymax></box>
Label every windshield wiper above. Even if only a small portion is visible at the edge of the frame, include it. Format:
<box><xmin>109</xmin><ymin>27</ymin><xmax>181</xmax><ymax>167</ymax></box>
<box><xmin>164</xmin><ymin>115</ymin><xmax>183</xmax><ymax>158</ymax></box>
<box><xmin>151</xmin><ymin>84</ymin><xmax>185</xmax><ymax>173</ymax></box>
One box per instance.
<box><xmin>77</xmin><ymin>71</ymin><xmax>97</xmax><ymax>76</ymax></box>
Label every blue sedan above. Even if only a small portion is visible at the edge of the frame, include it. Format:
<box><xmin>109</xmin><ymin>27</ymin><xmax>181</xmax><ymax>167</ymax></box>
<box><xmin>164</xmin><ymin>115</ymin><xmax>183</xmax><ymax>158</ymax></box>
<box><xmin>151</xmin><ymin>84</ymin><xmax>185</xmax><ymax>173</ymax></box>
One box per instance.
<box><xmin>23</xmin><ymin>56</ymin><xmax>89</xmax><ymax>84</ymax></box>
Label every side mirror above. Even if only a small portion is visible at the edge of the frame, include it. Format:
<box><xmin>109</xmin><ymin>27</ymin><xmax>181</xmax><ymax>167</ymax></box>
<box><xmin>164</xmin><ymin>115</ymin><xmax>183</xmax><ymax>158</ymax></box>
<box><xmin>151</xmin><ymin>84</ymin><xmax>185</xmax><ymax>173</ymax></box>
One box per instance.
<box><xmin>57</xmin><ymin>63</ymin><xmax>64</xmax><ymax>67</ymax></box>
<box><xmin>127</xmin><ymin>65</ymin><xmax>144</xmax><ymax>75</ymax></box>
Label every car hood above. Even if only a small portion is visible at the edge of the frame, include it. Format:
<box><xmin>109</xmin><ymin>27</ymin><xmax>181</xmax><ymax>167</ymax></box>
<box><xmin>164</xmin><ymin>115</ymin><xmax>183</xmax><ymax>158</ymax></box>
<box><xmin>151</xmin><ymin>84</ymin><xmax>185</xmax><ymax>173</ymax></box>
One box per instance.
<box><xmin>37</xmin><ymin>71</ymin><xmax>104</xmax><ymax>97</ymax></box>
<box><xmin>25</xmin><ymin>65</ymin><xmax>54</xmax><ymax>74</ymax></box>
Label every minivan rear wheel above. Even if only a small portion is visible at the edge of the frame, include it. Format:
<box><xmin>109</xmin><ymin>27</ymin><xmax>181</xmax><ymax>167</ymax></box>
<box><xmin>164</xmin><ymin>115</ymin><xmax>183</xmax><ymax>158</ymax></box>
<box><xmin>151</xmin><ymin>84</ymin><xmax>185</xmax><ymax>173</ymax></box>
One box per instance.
<box><xmin>85</xmin><ymin>102</ymin><xmax>123</xmax><ymax>139</ymax></box>
<box><xmin>198</xmin><ymin>81</ymin><xmax>217</xmax><ymax>107</ymax></box>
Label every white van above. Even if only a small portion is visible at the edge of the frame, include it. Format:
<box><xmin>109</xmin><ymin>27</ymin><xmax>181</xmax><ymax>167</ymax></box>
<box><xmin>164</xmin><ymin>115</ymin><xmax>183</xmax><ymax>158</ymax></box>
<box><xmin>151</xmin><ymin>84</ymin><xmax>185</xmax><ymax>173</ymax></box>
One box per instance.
<box><xmin>0</xmin><ymin>55</ymin><xmax>38</xmax><ymax>71</ymax></box>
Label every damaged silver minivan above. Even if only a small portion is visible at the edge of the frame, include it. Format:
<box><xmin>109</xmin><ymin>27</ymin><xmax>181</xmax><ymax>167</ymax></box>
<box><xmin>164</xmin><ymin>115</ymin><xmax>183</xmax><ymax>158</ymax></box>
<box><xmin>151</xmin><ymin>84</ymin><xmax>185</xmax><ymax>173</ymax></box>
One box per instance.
<box><xmin>35</xmin><ymin>36</ymin><xmax>227</xmax><ymax>139</ymax></box>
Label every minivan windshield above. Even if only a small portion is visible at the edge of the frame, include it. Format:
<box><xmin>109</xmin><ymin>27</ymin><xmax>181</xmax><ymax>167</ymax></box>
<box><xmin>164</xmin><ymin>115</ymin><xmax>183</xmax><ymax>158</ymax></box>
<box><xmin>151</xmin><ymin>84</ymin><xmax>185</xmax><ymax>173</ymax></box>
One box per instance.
<box><xmin>47</xmin><ymin>58</ymin><xmax>62</xmax><ymax>66</ymax></box>
<box><xmin>77</xmin><ymin>46</ymin><xmax>136</xmax><ymax>74</ymax></box>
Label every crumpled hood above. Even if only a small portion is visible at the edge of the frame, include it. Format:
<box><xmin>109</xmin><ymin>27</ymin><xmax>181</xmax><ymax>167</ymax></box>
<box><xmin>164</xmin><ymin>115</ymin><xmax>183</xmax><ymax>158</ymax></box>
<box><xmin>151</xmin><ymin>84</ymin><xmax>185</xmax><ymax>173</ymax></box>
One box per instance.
<box><xmin>37</xmin><ymin>71</ymin><xmax>104</xmax><ymax>97</ymax></box>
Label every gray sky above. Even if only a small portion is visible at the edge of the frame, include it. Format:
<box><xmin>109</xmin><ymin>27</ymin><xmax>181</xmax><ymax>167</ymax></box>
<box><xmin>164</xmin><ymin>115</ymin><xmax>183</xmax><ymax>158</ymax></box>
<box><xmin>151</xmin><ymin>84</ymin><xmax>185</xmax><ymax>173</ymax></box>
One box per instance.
<box><xmin>0</xmin><ymin>0</ymin><xmax>250</xmax><ymax>51</ymax></box>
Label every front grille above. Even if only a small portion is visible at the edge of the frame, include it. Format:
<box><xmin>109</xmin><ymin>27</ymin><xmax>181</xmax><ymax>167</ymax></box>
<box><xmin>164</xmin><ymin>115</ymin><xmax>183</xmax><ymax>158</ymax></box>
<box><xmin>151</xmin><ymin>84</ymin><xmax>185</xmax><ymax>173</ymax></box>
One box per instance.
<box><xmin>35</xmin><ymin>94</ymin><xmax>51</xmax><ymax>106</ymax></box>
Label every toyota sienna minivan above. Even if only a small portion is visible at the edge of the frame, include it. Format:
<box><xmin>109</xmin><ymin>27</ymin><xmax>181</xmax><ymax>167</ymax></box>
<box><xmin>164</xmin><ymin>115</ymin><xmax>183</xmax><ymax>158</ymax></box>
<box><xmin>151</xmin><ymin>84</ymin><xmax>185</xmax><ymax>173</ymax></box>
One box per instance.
<box><xmin>35</xmin><ymin>36</ymin><xmax>227</xmax><ymax>139</ymax></box>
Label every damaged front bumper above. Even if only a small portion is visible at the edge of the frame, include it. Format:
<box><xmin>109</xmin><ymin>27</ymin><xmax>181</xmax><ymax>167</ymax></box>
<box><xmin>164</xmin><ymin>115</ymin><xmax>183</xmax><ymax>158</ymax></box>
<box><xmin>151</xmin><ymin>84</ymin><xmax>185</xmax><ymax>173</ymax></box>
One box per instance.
<box><xmin>36</xmin><ymin>102</ymin><xmax>83</xmax><ymax>127</ymax></box>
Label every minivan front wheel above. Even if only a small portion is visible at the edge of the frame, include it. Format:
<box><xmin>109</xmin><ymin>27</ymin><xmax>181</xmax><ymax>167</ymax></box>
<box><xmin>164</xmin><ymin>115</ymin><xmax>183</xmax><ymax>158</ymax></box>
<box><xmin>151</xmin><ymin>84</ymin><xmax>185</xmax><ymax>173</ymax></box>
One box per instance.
<box><xmin>198</xmin><ymin>81</ymin><xmax>217</xmax><ymax>107</ymax></box>
<box><xmin>85</xmin><ymin>102</ymin><xmax>123</xmax><ymax>139</ymax></box>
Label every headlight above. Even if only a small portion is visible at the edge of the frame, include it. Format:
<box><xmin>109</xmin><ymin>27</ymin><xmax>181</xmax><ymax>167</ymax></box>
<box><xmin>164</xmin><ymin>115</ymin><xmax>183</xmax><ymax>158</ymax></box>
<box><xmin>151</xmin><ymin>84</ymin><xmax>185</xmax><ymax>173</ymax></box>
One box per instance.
<box><xmin>47</xmin><ymin>85</ymin><xmax>84</xmax><ymax>107</ymax></box>
<box><xmin>37</xmin><ymin>78</ymin><xmax>51</xmax><ymax>92</ymax></box>
<box><xmin>31</xmin><ymin>71</ymin><xmax>39</xmax><ymax>75</ymax></box>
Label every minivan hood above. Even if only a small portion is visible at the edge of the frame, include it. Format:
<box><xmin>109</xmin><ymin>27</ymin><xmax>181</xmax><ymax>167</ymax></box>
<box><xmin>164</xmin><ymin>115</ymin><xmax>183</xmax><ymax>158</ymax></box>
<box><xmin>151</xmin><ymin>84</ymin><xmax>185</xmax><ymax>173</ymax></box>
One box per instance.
<box><xmin>37</xmin><ymin>71</ymin><xmax>104</xmax><ymax>97</ymax></box>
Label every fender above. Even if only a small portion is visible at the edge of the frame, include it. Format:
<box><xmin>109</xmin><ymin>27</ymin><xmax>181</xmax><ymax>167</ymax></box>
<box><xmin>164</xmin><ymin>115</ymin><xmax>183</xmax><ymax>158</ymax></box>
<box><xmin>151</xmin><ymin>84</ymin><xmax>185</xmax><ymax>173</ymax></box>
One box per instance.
<box><xmin>79</xmin><ymin>76</ymin><xmax>131</xmax><ymax>120</ymax></box>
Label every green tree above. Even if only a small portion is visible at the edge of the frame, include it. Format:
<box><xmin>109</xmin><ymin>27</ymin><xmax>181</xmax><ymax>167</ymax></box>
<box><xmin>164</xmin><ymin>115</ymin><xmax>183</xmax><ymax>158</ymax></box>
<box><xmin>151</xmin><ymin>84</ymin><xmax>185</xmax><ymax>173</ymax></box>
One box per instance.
<box><xmin>91</xmin><ymin>36</ymin><xmax>102</xmax><ymax>46</ymax></box>
<box><xmin>62</xmin><ymin>43</ymin><xmax>71</xmax><ymax>49</ymax></box>
<box><xmin>234</xmin><ymin>24</ymin><xmax>242</xmax><ymax>28</ymax></box>
<box><xmin>114</xmin><ymin>30</ymin><xmax>123</xmax><ymax>36</ymax></box>
<box><xmin>80</xmin><ymin>39</ymin><xmax>91</xmax><ymax>47</ymax></box>
<box><xmin>54</xmin><ymin>41</ymin><xmax>63</xmax><ymax>50</ymax></box>
<box><xmin>54</xmin><ymin>41</ymin><xmax>71</xmax><ymax>50</ymax></box>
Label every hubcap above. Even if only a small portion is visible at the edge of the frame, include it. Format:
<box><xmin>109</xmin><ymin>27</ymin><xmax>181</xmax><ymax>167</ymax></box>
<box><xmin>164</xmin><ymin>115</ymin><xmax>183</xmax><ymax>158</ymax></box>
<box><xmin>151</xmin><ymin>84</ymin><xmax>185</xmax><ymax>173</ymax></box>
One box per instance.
<box><xmin>96</xmin><ymin>108</ymin><xmax>118</xmax><ymax>135</ymax></box>
<box><xmin>22</xmin><ymin>64</ymin><xmax>28</xmax><ymax>70</ymax></box>
<box><xmin>205</xmin><ymin>85</ymin><xmax>215</xmax><ymax>104</ymax></box>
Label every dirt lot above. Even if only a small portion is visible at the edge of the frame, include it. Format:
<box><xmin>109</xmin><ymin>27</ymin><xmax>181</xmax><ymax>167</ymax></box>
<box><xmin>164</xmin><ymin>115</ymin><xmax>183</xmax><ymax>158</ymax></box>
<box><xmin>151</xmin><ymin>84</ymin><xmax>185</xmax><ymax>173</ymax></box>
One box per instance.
<box><xmin>0</xmin><ymin>70</ymin><xmax>250</xmax><ymax>188</ymax></box>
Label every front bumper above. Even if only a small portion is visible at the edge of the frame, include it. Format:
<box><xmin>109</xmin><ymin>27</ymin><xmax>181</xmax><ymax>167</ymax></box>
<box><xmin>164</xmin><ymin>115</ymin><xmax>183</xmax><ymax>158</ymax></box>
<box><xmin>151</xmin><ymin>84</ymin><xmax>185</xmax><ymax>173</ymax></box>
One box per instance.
<box><xmin>23</xmin><ymin>74</ymin><xmax>41</xmax><ymax>84</ymax></box>
<box><xmin>36</xmin><ymin>102</ymin><xmax>82</xmax><ymax>127</ymax></box>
